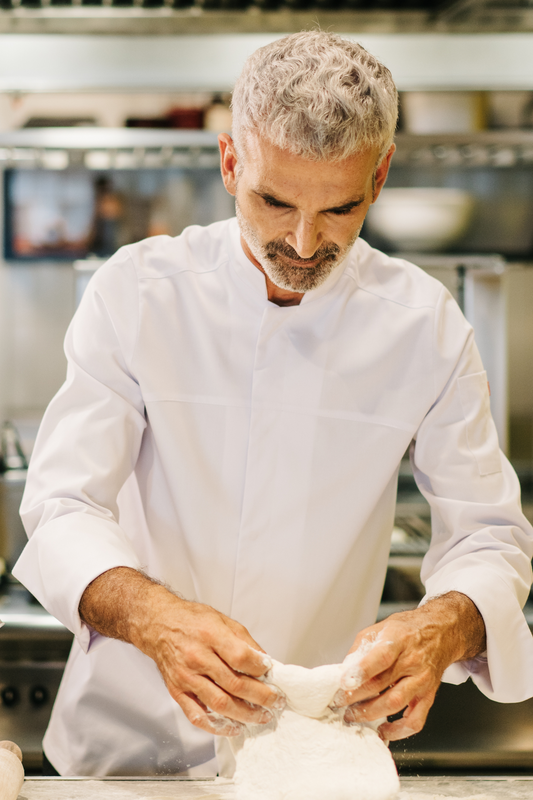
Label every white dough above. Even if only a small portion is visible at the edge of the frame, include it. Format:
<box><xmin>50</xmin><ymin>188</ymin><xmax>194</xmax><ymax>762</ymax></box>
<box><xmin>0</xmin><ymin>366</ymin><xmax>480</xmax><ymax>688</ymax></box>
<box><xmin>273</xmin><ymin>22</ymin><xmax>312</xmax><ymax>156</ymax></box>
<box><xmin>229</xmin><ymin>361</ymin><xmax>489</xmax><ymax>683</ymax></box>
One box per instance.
<box><xmin>266</xmin><ymin>662</ymin><xmax>343</xmax><ymax>718</ymax></box>
<box><xmin>233</xmin><ymin>657</ymin><xmax>400</xmax><ymax>800</ymax></box>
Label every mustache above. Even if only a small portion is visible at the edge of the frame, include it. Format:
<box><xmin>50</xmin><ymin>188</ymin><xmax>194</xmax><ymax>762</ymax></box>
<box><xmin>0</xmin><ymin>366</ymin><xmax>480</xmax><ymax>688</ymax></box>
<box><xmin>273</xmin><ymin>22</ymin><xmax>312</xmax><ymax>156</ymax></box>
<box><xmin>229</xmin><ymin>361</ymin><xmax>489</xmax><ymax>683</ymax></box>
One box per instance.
<box><xmin>264</xmin><ymin>239</ymin><xmax>341</xmax><ymax>264</ymax></box>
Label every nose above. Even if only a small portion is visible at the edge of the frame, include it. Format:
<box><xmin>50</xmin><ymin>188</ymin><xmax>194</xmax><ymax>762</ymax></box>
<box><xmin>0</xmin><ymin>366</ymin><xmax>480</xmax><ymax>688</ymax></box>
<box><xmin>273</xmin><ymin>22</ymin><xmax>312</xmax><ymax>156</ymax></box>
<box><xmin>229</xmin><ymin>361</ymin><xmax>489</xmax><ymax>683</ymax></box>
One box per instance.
<box><xmin>285</xmin><ymin>215</ymin><xmax>322</xmax><ymax>259</ymax></box>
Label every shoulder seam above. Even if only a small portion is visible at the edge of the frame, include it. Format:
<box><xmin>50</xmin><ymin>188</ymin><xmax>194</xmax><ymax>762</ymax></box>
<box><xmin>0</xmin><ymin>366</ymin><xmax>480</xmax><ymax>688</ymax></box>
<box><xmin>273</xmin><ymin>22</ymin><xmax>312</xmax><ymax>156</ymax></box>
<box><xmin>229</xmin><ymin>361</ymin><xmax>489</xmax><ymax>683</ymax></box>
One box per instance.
<box><xmin>343</xmin><ymin>267</ymin><xmax>440</xmax><ymax>311</ymax></box>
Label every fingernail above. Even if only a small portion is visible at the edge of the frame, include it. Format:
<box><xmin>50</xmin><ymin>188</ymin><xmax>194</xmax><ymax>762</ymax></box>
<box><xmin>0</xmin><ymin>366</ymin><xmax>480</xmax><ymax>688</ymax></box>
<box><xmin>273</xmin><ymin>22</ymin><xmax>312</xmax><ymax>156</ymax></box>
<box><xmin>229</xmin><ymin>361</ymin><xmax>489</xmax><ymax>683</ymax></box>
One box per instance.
<box><xmin>344</xmin><ymin>704</ymin><xmax>364</xmax><ymax>723</ymax></box>
<box><xmin>259</xmin><ymin>710</ymin><xmax>273</xmax><ymax>724</ymax></box>
<box><xmin>271</xmin><ymin>693</ymin><xmax>287</xmax><ymax>711</ymax></box>
<box><xmin>333</xmin><ymin>688</ymin><xmax>350</xmax><ymax>706</ymax></box>
<box><xmin>250</xmin><ymin>647</ymin><xmax>273</xmax><ymax>671</ymax></box>
<box><xmin>342</xmin><ymin>670</ymin><xmax>365</xmax><ymax>691</ymax></box>
<box><xmin>344</xmin><ymin>709</ymin><xmax>356</xmax><ymax>724</ymax></box>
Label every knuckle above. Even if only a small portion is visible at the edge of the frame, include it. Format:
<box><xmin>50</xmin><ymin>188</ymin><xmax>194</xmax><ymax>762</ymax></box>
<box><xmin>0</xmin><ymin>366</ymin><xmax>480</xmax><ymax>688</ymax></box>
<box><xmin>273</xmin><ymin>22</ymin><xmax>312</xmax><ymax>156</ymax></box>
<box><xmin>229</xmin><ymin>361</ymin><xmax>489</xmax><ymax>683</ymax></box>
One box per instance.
<box><xmin>401</xmin><ymin>717</ymin><xmax>423</xmax><ymax>737</ymax></box>
<box><xmin>365</xmin><ymin>675</ymin><xmax>386</xmax><ymax>696</ymax></box>
<box><xmin>183</xmin><ymin>647</ymin><xmax>205</xmax><ymax>673</ymax></box>
<box><xmin>209</xmin><ymin>693</ymin><xmax>230</xmax><ymax>715</ymax></box>
<box><xmin>231</xmin><ymin>648</ymin><xmax>253</xmax><ymax>673</ymax></box>
<box><xmin>387</xmin><ymin>688</ymin><xmax>408</xmax><ymax>713</ymax></box>
<box><xmin>376</xmin><ymin>650</ymin><xmax>394</xmax><ymax>671</ymax></box>
<box><xmin>172</xmin><ymin>665</ymin><xmax>192</xmax><ymax>687</ymax></box>
<box><xmin>225</xmin><ymin>674</ymin><xmax>246</xmax><ymax>696</ymax></box>
<box><xmin>260</xmin><ymin>685</ymin><xmax>277</xmax><ymax>706</ymax></box>
<box><xmin>232</xmin><ymin>622</ymin><xmax>248</xmax><ymax>637</ymax></box>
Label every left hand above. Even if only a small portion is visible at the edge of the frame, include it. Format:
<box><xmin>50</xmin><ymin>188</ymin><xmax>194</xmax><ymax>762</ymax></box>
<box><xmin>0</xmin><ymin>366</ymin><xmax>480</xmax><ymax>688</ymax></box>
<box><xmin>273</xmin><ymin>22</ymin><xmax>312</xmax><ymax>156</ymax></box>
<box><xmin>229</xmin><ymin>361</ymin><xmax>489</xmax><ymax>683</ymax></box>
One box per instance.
<box><xmin>335</xmin><ymin>591</ymin><xmax>486</xmax><ymax>742</ymax></box>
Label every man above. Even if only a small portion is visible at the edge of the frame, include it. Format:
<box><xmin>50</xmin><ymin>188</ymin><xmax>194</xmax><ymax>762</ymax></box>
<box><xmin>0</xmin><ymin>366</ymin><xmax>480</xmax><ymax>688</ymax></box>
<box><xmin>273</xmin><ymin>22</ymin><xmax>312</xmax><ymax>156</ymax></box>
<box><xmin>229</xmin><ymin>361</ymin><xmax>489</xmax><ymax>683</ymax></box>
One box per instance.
<box><xmin>14</xmin><ymin>31</ymin><xmax>533</xmax><ymax>777</ymax></box>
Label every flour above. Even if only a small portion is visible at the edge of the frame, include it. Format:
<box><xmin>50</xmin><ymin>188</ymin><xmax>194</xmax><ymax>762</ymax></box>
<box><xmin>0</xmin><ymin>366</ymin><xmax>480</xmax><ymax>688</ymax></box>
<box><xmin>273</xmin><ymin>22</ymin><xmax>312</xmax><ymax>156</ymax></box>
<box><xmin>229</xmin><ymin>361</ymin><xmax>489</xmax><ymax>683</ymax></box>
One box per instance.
<box><xmin>232</xmin><ymin>655</ymin><xmax>400</xmax><ymax>800</ymax></box>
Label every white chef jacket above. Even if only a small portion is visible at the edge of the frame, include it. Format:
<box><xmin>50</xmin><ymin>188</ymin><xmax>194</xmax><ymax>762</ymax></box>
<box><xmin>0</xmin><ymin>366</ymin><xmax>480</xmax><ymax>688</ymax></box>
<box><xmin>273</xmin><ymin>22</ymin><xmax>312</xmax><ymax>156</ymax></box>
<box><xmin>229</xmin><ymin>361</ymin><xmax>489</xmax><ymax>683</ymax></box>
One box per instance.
<box><xmin>13</xmin><ymin>217</ymin><xmax>533</xmax><ymax>777</ymax></box>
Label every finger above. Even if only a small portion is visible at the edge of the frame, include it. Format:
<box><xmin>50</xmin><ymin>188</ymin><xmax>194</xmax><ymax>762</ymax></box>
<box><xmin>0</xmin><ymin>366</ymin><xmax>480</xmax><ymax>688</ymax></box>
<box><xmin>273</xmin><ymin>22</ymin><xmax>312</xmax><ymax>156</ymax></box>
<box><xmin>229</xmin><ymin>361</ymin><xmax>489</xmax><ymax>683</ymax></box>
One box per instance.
<box><xmin>193</xmin><ymin>652</ymin><xmax>281</xmax><ymax>711</ymax></box>
<box><xmin>336</xmin><ymin>666</ymin><xmax>397</xmax><ymax>707</ymax></box>
<box><xmin>176</xmin><ymin>692</ymin><xmax>244</xmax><ymax>737</ymax></box>
<box><xmin>220</xmin><ymin>623</ymin><xmax>272</xmax><ymax>678</ymax></box>
<box><xmin>182</xmin><ymin>672</ymin><xmax>275</xmax><ymax>726</ymax></box>
<box><xmin>344</xmin><ymin>677</ymin><xmax>420</xmax><ymax>723</ymax></box>
<box><xmin>225</xmin><ymin>620</ymin><xmax>269</xmax><ymax>659</ymax></box>
<box><xmin>342</xmin><ymin>642</ymin><xmax>399</xmax><ymax>699</ymax></box>
<box><xmin>378</xmin><ymin>693</ymin><xmax>434</xmax><ymax>742</ymax></box>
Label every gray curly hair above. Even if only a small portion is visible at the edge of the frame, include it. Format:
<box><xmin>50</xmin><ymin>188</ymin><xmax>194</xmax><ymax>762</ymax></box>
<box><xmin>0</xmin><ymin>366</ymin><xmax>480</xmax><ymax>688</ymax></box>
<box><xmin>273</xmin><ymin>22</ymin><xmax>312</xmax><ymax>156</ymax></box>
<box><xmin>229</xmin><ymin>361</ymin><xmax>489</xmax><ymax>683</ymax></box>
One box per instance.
<box><xmin>231</xmin><ymin>31</ymin><xmax>398</xmax><ymax>164</ymax></box>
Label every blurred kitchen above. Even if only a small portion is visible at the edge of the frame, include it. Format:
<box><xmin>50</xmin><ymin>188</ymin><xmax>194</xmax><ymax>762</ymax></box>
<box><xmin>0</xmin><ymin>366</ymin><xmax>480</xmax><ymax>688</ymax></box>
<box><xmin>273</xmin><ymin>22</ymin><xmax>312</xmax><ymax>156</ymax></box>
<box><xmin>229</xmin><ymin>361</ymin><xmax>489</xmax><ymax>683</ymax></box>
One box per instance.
<box><xmin>1</xmin><ymin>0</ymin><xmax>533</xmax><ymax>778</ymax></box>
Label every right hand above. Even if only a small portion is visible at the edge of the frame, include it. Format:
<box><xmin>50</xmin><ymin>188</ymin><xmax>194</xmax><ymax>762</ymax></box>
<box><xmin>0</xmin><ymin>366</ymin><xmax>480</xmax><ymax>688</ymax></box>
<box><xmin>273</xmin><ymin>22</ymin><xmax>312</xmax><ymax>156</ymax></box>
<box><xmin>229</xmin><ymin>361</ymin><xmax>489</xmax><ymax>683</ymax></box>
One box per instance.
<box><xmin>137</xmin><ymin>588</ymin><xmax>283</xmax><ymax>737</ymax></box>
<box><xmin>79</xmin><ymin>567</ymin><xmax>283</xmax><ymax>738</ymax></box>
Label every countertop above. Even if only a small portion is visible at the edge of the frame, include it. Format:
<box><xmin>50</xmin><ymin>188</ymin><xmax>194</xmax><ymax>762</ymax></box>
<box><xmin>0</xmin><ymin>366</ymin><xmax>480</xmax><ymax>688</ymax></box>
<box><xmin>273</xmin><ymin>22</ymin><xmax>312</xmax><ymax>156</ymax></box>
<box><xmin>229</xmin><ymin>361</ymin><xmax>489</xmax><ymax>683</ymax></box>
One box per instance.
<box><xmin>16</xmin><ymin>776</ymin><xmax>533</xmax><ymax>799</ymax></box>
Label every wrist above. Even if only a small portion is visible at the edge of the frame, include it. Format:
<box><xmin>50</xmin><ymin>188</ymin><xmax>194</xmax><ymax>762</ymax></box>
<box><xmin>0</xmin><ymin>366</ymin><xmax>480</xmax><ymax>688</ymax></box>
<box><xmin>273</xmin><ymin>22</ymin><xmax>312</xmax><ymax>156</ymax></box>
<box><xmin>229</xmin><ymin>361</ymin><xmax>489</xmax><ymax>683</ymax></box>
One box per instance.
<box><xmin>129</xmin><ymin>581</ymin><xmax>188</xmax><ymax>656</ymax></box>
<box><xmin>421</xmin><ymin>591</ymin><xmax>486</xmax><ymax>664</ymax></box>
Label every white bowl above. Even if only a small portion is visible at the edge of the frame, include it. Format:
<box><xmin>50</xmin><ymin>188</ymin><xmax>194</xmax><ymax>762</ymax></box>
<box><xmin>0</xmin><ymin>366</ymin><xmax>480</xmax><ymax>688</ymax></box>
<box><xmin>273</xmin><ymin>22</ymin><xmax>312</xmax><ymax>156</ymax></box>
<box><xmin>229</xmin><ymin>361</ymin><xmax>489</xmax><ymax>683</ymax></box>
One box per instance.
<box><xmin>365</xmin><ymin>187</ymin><xmax>474</xmax><ymax>252</ymax></box>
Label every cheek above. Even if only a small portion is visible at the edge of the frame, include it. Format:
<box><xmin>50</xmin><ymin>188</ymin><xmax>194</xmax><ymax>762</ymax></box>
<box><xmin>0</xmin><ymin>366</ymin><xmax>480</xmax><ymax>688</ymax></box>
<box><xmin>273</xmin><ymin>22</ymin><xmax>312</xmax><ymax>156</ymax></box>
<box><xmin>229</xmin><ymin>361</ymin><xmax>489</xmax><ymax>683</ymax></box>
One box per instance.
<box><xmin>248</xmin><ymin>207</ymin><xmax>286</xmax><ymax>239</ymax></box>
<box><xmin>327</xmin><ymin>216</ymin><xmax>365</xmax><ymax>246</ymax></box>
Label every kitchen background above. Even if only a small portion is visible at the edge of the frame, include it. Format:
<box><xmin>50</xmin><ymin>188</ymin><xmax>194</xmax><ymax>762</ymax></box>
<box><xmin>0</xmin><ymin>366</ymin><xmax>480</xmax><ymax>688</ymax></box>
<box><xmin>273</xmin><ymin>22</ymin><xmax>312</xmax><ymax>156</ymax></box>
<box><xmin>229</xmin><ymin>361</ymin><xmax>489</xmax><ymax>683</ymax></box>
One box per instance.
<box><xmin>1</xmin><ymin>0</ymin><xmax>533</xmax><ymax>776</ymax></box>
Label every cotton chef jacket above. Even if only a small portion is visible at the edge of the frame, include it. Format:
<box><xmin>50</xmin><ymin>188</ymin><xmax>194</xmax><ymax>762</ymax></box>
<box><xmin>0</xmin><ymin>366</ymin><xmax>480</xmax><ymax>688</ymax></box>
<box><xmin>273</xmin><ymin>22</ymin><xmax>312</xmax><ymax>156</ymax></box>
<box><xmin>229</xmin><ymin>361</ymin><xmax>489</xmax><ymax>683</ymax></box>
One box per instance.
<box><xmin>14</xmin><ymin>217</ymin><xmax>533</xmax><ymax>777</ymax></box>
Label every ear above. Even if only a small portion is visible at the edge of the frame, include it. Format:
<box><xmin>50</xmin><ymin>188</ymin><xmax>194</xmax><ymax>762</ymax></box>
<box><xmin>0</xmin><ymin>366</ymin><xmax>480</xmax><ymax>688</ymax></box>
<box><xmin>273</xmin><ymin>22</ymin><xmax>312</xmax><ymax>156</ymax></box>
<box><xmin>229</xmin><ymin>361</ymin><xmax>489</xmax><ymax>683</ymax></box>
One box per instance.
<box><xmin>218</xmin><ymin>133</ymin><xmax>239</xmax><ymax>197</ymax></box>
<box><xmin>371</xmin><ymin>144</ymin><xmax>396</xmax><ymax>204</ymax></box>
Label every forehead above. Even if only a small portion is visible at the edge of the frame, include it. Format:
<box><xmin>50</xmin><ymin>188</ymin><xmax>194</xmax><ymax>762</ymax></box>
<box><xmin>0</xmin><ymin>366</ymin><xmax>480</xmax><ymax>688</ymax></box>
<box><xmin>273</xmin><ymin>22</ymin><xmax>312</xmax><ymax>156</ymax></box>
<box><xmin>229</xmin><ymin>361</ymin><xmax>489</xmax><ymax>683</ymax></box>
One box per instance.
<box><xmin>239</xmin><ymin>134</ymin><xmax>379</xmax><ymax>205</ymax></box>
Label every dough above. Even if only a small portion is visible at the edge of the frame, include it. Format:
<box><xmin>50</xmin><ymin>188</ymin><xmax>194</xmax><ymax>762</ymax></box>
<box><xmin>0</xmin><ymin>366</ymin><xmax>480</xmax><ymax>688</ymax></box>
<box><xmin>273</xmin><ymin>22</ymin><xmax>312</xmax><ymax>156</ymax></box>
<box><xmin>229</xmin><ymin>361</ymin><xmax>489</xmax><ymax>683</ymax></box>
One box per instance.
<box><xmin>232</xmin><ymin>658</ymin><xmax>400</xmax><ymax>800</ymax></box>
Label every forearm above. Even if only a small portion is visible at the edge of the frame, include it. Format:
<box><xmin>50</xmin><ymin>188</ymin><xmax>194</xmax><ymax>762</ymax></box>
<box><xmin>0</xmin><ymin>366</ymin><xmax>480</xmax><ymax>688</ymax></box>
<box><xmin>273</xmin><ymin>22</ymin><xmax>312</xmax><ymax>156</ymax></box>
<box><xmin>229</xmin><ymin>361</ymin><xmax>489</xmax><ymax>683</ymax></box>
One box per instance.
<box><xmin>79</xmin><ymin>566</ymin><xmax>180</xmax><ymax>655</ymax></box>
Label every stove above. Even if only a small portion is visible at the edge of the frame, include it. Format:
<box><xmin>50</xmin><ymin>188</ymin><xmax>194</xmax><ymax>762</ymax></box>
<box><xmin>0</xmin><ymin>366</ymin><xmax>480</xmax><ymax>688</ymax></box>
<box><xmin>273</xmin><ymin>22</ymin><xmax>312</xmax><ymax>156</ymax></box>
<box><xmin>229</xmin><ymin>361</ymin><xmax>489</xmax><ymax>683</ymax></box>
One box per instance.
<box><xmin>0</xmin><ymin>582</ymin><xmax>73</xmax><ymax>771</ymax></box>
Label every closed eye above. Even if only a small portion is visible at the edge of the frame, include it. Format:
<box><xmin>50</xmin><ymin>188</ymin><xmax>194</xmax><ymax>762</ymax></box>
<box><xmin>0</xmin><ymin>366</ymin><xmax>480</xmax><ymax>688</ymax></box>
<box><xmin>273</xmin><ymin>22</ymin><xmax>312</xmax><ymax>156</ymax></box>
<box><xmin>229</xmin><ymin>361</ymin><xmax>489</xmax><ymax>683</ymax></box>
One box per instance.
<box><xmin>264</xmin><ymin>197</ymin><xmax>292</xmax><ymax>210</ymax></box>
<box><xmin>326</xmin><ymin>203</ymin><xmax>362</xmax><ymax>216</ymax></box>
<box><xmin>328</xmin><ymin>207</ymin><xmax>354</xmax><ymax>216</ymax></box>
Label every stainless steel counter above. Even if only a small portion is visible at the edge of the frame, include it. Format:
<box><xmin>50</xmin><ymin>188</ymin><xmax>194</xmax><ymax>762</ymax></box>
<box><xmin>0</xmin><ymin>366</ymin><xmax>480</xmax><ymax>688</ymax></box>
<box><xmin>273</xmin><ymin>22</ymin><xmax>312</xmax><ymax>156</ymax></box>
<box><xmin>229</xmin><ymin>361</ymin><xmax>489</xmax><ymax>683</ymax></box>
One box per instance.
<box><xmin>17</xmin><ymin>776</ymin><xmax>533</xmax><ymax>799</ymax></box>
<box><xmin>401</xmin><ymin>777</ymin><xmax>533</xmax><ymax>797</ymax></box>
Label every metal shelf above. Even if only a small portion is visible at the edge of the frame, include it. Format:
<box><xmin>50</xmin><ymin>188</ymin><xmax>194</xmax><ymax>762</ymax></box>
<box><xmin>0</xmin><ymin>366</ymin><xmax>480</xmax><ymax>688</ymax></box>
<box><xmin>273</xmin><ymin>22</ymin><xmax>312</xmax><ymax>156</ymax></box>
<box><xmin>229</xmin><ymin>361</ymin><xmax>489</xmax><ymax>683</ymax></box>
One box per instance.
<box><xmin>394</xmin><ymin>130</ymin><xmax>533</xmax><ymax>169</ymax></box>
<box><xmin>0</xmin><ymin>1</ymin><xmax>532</xmax><ymax>35</ymax></box>
<box><xmin>0</xmin><ymin>128</ymin><xmax>221</xmax><ymax>170</ymax></box>
<box><xmin>2</xmin><ymin>129</ymin><xmax>533</xmax><ymax>171</ymax></box>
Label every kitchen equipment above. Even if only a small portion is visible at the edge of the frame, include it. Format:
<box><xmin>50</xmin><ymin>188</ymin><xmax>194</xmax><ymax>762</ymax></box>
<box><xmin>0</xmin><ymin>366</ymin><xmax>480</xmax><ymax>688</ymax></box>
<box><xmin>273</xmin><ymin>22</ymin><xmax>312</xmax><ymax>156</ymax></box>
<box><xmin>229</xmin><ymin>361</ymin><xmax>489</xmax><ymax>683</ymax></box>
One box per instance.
<box><xmin>365</xmin><ymin>187</ymin><xmax>475</xmax><ymax>252</ymax></box>
<box><xmin>0</xmin><ymin>471</ymin><xmax>28</xmax><ymax>572</ymax></box>
<box><xmin>0</xmin><ymin>583</ymin><xmax>73</xmax><ymax>772</ymax></box>
<box><xmin>0</xmin><ymin>424</ymin><xmax>28</xmax><ymax>473</ymax></box>
<box><xmin>401</xmin><ymin>92</ymin><xmax>487</xmax><ymax>135</ymax></box>
<box><xmin>0</xmin><ymin>741</ymin><xmax>24</xmax><ymax>800</ymax></box>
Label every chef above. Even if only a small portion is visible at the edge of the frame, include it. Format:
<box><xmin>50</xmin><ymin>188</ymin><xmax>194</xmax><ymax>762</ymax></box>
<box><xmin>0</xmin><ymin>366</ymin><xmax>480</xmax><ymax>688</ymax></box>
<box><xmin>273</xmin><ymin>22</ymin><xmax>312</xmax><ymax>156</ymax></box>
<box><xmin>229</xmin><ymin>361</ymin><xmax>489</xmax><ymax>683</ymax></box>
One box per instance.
<box><xmin>14</xmin><ymin>31</ymin><xmax>533</xmax><ymax>778</ymax></box>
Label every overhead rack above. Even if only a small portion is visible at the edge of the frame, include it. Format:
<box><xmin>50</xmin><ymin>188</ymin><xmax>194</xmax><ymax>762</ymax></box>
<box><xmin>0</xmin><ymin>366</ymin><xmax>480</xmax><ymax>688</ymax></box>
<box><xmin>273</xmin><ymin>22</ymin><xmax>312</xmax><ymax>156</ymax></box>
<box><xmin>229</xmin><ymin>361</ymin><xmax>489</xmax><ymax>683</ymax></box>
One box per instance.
<box><xmin>0</xmin><ymin>0</ymin><xmax>532</xmax><ymax>34</ymax></box>
<box><xmin>0</xmin><ymin>129</ymin><xmax>222</xmax><ymax>170</ymax></box>
<box><xmin>2</xmin><ymin>129</ymin><xmax>533</xmax><ymax>170</ymax></box>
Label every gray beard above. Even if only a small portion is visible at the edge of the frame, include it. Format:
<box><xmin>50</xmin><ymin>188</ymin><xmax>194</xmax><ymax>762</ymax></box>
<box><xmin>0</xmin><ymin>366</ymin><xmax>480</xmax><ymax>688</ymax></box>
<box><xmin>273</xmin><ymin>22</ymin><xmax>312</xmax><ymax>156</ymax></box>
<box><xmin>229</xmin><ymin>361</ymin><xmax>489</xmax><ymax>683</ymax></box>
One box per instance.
<box><xmin>235</xmin><ymin>200</ymin><xmax>360</xmax><ymax>293</ymax></box>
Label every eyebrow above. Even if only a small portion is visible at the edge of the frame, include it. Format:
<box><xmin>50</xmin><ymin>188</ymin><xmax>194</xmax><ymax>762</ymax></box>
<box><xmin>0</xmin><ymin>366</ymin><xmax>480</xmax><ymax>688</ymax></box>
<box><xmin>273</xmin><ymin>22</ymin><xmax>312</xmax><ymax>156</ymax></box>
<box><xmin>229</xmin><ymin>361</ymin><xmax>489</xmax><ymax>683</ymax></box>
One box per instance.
<box><xmin>254</xmin><ymin>188</ymin><xmax>366</xmax><ymax>214</ymax></box>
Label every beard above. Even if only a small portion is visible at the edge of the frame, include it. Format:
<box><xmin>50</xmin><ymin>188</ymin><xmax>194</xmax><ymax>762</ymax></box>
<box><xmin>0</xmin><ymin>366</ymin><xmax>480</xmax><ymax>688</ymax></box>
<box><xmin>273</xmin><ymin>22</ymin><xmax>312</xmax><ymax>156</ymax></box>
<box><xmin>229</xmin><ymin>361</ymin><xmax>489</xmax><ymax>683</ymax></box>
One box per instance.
<box><xmin>235</xmin><ymin>199</ymin><xmax>361</xmax><ymax>293</ymax></box>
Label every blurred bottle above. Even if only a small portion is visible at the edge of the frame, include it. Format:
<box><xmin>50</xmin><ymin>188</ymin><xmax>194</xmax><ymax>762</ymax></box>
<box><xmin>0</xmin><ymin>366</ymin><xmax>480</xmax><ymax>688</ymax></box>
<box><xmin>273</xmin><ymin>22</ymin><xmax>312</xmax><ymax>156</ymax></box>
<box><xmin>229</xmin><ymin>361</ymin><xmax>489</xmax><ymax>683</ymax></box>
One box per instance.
<box><xmin>204</xmin><ymin>94</ymin><xmax>233</xmax><ymax>134</ymax></box>
<box><xmin>90</xmin><ymin>176</ymin><xmax>124</xmax><ymax>257</ymax></box>
<box><xmin>0</xmin><ymin>422</ymin><xmax>28</xmax><ymax>473</ymax></box>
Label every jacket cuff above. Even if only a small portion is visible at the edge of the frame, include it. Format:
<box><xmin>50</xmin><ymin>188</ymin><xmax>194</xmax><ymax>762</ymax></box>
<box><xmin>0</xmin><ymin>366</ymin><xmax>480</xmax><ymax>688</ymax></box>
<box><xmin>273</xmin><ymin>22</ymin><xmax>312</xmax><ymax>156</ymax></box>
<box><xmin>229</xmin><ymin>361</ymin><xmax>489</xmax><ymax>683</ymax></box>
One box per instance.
<box><xmin>12</xmin><ymin>512</ymin><xmax>142</xmax><ymax>654</ymax></box>
<box><xmin>422</xmin><ymin>567</ymin><xmax>533</xmax><ymax>702</ymax></box>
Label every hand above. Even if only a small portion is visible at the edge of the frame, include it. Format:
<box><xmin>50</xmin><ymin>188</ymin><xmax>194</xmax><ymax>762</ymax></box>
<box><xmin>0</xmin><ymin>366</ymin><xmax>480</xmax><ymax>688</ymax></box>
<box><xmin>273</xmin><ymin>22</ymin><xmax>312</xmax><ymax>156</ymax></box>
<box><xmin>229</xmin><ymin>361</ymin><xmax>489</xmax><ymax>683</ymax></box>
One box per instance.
<box><xmin>79</xmin><ymin>568</ymin><xmax>283</xmax><ymax>737</ymax></box>
<box><xmin>141</xmin><ymin>593</ymin><xmax>283</xmax><ymax>737</ymax></box>
<box><xmin>335</xmin><ymin>591</ymin><xmax>486</xmax><ymax>742</ymax></box>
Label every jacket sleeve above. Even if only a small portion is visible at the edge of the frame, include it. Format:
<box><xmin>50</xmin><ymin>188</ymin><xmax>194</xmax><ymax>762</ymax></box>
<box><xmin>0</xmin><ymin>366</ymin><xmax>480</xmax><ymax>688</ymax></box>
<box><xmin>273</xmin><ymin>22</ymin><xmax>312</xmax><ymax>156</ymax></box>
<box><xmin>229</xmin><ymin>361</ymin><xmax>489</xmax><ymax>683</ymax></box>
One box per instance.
<box><xmin>12</xmin><ymin>247</ymin><xmax>146</xmax><ymax>653</ymax></box>
<box><xmin>412</xmin><ymin>285</ymin><xmax>533</xmax><ymax>703</ymax></box>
